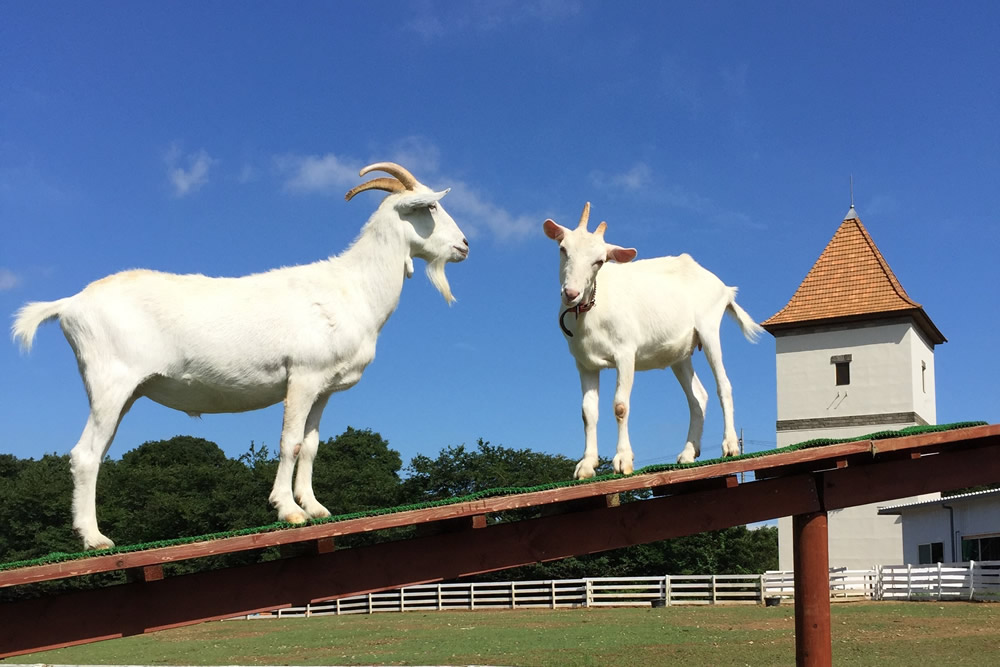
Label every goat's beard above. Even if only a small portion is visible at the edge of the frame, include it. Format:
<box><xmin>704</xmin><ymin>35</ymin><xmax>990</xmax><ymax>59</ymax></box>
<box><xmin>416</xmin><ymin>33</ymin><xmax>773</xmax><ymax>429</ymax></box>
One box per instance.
<box><xmin>425</xmin><ymin>258</ymin><xmax>455</xmax><ymax>304</ymax></box>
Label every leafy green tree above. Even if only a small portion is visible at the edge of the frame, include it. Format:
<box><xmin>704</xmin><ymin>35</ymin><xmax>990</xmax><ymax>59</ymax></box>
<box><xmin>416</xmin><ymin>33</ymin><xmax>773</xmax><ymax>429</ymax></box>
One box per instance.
<box><xmin>401</xmin><ymin>438</ymin><xmax>577</xmax><ymax>502</ymax></box>
<box><xmin>98</xmin><ymin>435</ymin><xmax>268</xmax><ymax>546</ymax></box>
<box><xmin>310</xmin><ymin>427</ymin><xmax>404</xmax><ymax>515</ymax></box>
<box><xmin>0</xmin><ymin>453</ymin><xmax>77</xmax><ymax>562</ymax></box>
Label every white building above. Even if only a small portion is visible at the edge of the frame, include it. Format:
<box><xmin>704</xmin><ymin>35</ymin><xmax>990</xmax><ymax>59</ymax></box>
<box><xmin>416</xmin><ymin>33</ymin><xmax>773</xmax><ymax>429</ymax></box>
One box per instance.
<box><xmin>762</xmin><ymin>206</ymin><xmax>947</xmax><ymax>570</ymax></box>
<box><xmin>879</xmin><ymin>489</ymin><xmax>1000</xmax><ymax>564</ymax></box>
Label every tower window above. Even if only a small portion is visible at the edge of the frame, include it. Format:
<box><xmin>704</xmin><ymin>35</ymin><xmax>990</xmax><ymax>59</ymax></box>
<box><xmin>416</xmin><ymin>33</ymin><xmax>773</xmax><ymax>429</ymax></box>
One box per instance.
<box><xmin>921</xmin><ymin>361</ymin><xmax>927</xmax><ymax>393</ymax></box>
<box><xmin>831</xmin><ymin>354</ymin><xmax>852</xmax><ymax>386</ymax></box>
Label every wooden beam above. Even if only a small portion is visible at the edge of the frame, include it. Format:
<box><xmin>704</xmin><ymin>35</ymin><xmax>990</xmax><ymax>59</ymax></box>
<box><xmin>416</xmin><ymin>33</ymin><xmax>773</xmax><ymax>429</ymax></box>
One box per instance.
<box><xmin>0</xmin><ymin>473</ymin><xmax>821</xmax><ymax>658</ymax></box>
<box><xmin>1</xmin><ymin>424</ymin><xmax>997</xmax><ymax>659</ymax></box>
<box><xmin>820</xmin><ymin>443</ymin><xmax>1000</xmax><ymax>510</ymax></box>
<box><xmin>6</xmin><ymin>424</ymin><xmax>995</xmax><ymax>590</ymax></box>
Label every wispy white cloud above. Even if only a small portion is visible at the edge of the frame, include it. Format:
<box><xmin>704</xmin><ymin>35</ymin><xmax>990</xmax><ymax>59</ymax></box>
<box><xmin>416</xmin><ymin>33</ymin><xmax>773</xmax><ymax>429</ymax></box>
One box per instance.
<box><xmin>660</xmin><ymin>56</ymin><xmax>701</xmax><ymax>113</ymax></box>
<box><xmin>444</xmin><ymin>182</ymin><xmax>536</xmax><ymax>241</ymax></box>
<box><xmin>0</xmin><ymin>268</ymin><xmax>21</xmax><ymax>291</ymax></box>
<box><xmin>590</xmin><ymin>162</ymin><xmax>651</xmax><ymax>192</ymax></box>
<box><xmin>404</xmin><ymin>0</ymin><xmax>581</xmax><ymax>38</ymax></box>
<box><xmin>166</xmin><ymin>144</ymin><xmax>215</xmax><ymax>197</ymax></box>
<box><xmin>658</xmin><ymin>184</ymin><xmax>765</xmax><ymax>231</ymax></box>
<box><xmin>862</xmin><ymin>194</ymin><xmax>899</xmax><ymax>219</ymax></box>
<box><xmin>273</xmin><ymin>139</ymin><xmax>535</xmax><ymax>242</ymax></box>
<box><xmin>387</xmin><ymin>136</ymin><xmax>441</xmax><ymax>177</ymax></box>
<box><xmin>237</xmin><ymin>162</ymin><xmax>258</xmax><ymax>184</ymax></box>
<box><xmin>275</xmin><ymin>153</ymin><xmax>360</xmax><ymax>194</ymax></box>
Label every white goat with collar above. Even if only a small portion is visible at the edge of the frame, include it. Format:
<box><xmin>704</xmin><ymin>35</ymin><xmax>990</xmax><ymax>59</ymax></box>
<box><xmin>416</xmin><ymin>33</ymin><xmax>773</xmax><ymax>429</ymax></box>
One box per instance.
<box><xmin>543</xmin><ymin>203</ymin><xmax>762</xmax><ymax>479</ymax></box>
<box><xmin>12</xmin><ymin>162</ymin><xmax>469</xmax><ymax>550</ymax></box>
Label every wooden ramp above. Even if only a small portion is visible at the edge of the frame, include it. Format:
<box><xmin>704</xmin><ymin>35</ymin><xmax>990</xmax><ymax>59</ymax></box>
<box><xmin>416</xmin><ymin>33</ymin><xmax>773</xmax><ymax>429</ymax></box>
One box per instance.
<box><xmin>2</xmin><ymin>423</ymin><xmax>999</xmax><ymax>666</ymax></box>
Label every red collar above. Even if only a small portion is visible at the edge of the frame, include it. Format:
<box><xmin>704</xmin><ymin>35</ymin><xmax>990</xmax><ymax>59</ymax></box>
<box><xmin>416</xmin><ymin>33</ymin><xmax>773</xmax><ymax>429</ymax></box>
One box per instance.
<box><xmin>559</xmin><ymin>281</ymin><xmax>596</xmax><ymax>338</ymax></box>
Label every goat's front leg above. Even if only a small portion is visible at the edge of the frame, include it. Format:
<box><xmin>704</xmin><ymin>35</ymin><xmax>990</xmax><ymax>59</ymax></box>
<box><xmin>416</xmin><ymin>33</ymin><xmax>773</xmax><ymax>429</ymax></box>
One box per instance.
<box><xmin>573</xmin><ymin>367</ymin><xmax>600</xmax><ymax>479</ymax></box>
<box><xmin>612</xmin><ymin>354</ymin><xmax>636</xmax><ymax>474</ymax></box>
<box><xmin>293</xmin><ymin>393</ymin><xmax>332</xmax><ymax>520</ymax></box>
<box><xmin>270</xmin><ymin>376</ymin><xmax>323</xmax><ymax>524</ymax></box>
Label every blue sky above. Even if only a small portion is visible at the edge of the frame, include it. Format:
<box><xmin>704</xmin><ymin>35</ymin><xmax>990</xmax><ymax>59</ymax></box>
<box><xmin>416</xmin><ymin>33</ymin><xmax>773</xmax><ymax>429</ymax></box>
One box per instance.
<box><xmin>2</xmin><ymin>1</ymin><xmax>998</xmax><ymax>476</ymax></box>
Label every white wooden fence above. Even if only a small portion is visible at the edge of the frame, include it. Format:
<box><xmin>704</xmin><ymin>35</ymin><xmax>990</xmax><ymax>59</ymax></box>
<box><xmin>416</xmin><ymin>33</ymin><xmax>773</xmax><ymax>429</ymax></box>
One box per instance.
<box><xmin>242</xmin><ymin>575</ymin><xmax>767</xmax><ymax>619</ymax></box>
<box><xmin>234</xmin><ymin>561</ymin><xmax>1000</xmax><ymax>619</ymax></box>
<box><xmin>876</xmin><ymin>561</ymin><xmax>1000</xmax><ymax>601</ymax></box>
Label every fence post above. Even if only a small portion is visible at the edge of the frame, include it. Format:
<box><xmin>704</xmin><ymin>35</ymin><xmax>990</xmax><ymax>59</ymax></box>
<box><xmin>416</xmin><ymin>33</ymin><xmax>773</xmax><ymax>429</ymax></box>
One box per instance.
<box><xmin>906</xmin><ymin>564</ymin><xmax>912</xmax><ymax>600</ymax></box>
<box><xmin>336</xmin><ymin>598</ymin><xmax>341</xmax><ymax>616</ymax></box>
<box><xmin>511</xmin><ymin>581</ymin><xmax>517</xmax><ymax>609</ymax></box>
<box><xmin>665</xmin><ymin>575</ymin><xmax>672</xmax><ymax>606</ymax></box>
<box><xmin>551</xmin><ymin>580</ymin><xmax>556</xmax><ymax>609</ymax></box>
<box><xmin>711</xmin><ymin>575</ymin><xmax>717</xmax><ymax>605</ymax></box>
<box><xmin>969</xmin><ymin>560</ymin><xmax>976</xmax><ymax>601</ymax></box>
<box><xmin>367</xmin><ymin>592</ymin><xmax>373</xmax><ymax>615</ymax></box>
<box><xmin>585</xmin><ymin>579</ymin><xmax>593</xmax><ymax>608</ymax></box>
<box><xmin>937</xmin><ymin>562</ymin><xmax>943</xmax><ymax>600</ymax></box>
<box><xmin>758</xmin><ymin>574</ymin><xmax>765</xmax><ymax>604</ymax></box>
<box><xmin>400</xmin><ymin>587</ymin><xmax>405</xmax><ymax>613</ymax></box>
<box><xmin>470</xmin><ymin>583</ymin><xmax>475</xmax><ymax>610</ymax></box>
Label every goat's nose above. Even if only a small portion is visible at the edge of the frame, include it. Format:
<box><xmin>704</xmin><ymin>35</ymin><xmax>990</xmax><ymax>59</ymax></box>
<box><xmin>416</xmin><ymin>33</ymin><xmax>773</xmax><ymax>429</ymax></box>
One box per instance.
<box><xmin>462</xmin><ymin>238</ymin><xmax>469</xmax><ymax>248</ymax></box>
<box><xmin>564</xmin><ymin>287</ymin><xmax>580</xmax><ymax>303</ymax></box>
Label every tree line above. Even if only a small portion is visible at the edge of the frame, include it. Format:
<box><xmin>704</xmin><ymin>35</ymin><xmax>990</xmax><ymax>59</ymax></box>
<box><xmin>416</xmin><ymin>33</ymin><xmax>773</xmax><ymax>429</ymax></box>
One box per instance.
<box><xmin>0</xmin><ymin>428</ymin><xmax>776</xmax><ymax>599</ymax></box>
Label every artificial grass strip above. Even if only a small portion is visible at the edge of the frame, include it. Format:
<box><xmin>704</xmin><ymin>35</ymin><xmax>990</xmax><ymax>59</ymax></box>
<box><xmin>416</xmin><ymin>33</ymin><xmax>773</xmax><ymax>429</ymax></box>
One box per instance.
<box><xmin>0</xmin><ymin>421</ymin><xmax>987</xmax><ymax>573</ymax></box>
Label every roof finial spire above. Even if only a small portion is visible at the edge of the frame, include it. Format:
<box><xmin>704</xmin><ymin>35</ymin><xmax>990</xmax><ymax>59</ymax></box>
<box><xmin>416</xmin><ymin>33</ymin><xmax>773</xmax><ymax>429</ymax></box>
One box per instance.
<box><xmin>845</xmin><ymin>174</ymin><xmax>858</xmax><ymax>220</ymax></box>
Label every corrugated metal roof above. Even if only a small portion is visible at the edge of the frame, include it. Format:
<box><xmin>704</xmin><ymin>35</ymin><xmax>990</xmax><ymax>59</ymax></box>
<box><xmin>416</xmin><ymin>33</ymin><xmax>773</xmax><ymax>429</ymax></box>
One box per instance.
<box><xmin>878</xmin><ymin>488</ymin><xmax>1000</xmax><ymax>513</ymax></box>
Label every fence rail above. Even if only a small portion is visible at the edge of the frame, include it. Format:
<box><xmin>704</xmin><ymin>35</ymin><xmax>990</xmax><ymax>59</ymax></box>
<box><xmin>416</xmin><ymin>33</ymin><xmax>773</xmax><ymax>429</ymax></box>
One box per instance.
<box><xmin>234</xmin><ymin>561</ymin><xmax>1000</xmax><ymax>619</ymax></box>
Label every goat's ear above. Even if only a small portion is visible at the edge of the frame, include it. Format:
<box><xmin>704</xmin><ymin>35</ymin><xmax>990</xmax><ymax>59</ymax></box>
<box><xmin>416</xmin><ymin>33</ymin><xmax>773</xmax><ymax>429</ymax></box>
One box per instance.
<box><xmin>543</xmin><ymin>219</ymin><xmax>566</xmax><ymax>241</ymax></box>
<box><xmin>607</xmin><ymin>245</ymin><xmax>637</xmax><ymax>263</ymax></box>
<box><xmin>396</xmin><ymin>189</ymin><xmax>450</xmax><ymax>212</ymax></box>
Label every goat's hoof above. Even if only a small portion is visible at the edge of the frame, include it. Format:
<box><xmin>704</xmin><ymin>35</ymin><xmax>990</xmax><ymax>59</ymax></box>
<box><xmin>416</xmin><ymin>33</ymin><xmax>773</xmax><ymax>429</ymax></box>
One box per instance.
<box><xmin>613</xmin><ymin>455</ymin><xmax>634</xmax><ymax>475</ymax></box>
<box><xmin>574</xmin><ymin>461</ymin><xmax>597</xmax><ymax>480</ymax></box>
<box><xmin>83</xmin><ymin>535</ymin><xmax>115</xmax><ymax>551</ymax></box>
<box><xmin>284</xmin><ymin>511</ymin><xmax>308</xmax><ymax>525</ymax></box>
<box><xmin>307</xmin><ymin>504</ymin><xmax>331</xmax><ymax>520</ymax></box>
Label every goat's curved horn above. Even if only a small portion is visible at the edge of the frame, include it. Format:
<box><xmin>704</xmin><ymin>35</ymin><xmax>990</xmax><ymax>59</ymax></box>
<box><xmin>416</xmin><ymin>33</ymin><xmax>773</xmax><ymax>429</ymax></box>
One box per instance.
<box><xmin>345</xmin><ymin>177</ymin><xmax>406</xmax><ymax>202</ymax></box>
<box><xmin>359</xmin><ymin>162</ymin><xmax>419</xmax><ymax>191</ymax></box>
<box><xmin>576</xmin><ymin>202</ymin><xmax>591</xmax><ymax>230</ymax></box>
<box><xmin>595</xmin><ymin>221</ymin><xmax>607</xmax><ymax>237</ymax></box>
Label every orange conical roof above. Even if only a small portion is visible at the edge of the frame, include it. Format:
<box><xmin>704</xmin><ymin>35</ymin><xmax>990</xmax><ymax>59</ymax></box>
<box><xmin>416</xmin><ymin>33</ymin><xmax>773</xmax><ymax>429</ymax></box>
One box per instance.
<box><xmin>763</xmin><ymin>207</ymin><xmax>945</xmax><ymax>344</ymax></box>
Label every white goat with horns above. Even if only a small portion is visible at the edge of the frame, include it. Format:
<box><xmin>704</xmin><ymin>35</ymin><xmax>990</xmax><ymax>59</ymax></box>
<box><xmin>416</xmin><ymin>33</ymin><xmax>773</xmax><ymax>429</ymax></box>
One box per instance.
<box><xmin>543</xmin><ymin>203</ymin><xmax>763</xmax><ymax>479</ymax></box>
<box><xmin>12</xmin><ymin>162</ymin><xmax>469</xmax><ymax>550</ymax></box>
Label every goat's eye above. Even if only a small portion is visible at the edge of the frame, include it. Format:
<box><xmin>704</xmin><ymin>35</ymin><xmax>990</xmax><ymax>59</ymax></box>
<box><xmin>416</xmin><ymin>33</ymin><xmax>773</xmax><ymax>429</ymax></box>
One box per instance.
<box><xmin>428</xmin><ymin>203</ymin><xmax>438</xmax><ymax>211</ymax></box>
<box><xmin>559</xmin><ymin>247</ymin><xmax>568</xmax><ymax>256</ymax></box>
<box><xmin>594</xmin><ymin>259</ymin><xmax>605</xmax><ymax>268</ymax></box>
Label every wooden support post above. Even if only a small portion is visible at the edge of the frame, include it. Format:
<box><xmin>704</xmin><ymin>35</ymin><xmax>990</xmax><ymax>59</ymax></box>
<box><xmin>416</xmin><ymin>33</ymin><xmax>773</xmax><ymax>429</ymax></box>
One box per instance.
<box><xmin>792</xmin><ymin>511</ymin><xmax>832</xmax><ymax>667</ymax></box>
<box><xmin>125</xmin><ymin>565</ymin><xmax>164</xmax><ymax>584</ymax></box>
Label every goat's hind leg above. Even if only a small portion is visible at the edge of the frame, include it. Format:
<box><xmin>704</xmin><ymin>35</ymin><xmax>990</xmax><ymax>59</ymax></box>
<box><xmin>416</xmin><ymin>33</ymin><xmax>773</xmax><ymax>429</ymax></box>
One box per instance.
<box><xmin>71</xmin><ymin>377</ymin><xmax>140</xmax><ymax>550</ymax></box>
<box><xmin>699</xmin><ymin>329</ymin><xmax>740</xmax><ymax>457</ymax></box>
<box><xmin>671</xmin><ymin>357</ymin><xmax>708</xmax><ymax>464</ymax></box>
<box><xmin>293</xmin><ymin>394</ymin><xmax>332</xmax><ymax>519</ymax></box>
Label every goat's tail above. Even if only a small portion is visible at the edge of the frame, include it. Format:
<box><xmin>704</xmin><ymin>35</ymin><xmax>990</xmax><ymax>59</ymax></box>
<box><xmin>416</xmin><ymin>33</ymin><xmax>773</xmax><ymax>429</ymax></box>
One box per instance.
<box><xmin>725</xmin><ymin>289</ymin><xmax>765</xmax><ymax>343</ymax></box>
<box><xmin>12</xmin><ymin>299</ymin><xmax>69</xmax><ymax>353</ymax></box>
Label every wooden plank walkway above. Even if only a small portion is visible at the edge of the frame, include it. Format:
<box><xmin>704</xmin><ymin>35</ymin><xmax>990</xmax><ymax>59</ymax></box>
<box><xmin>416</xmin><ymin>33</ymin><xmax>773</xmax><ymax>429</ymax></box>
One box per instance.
<box><xmin>3</xmin><ymin>423</ymin><xmax>993</xmax><ymax>588</ymax></box>
<box><xmin>1</xmin><ymin>422</ymin><xmax>998</xmax><ymax>662</ymax></box>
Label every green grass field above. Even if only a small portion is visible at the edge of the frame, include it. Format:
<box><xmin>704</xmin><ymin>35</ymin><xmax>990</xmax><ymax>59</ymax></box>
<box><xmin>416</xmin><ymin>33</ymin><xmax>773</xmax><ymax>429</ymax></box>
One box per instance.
<box><xmin>4</xmin><ymin>602</ymin><xmax>998</xmax><ymax>666</ymax></box>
